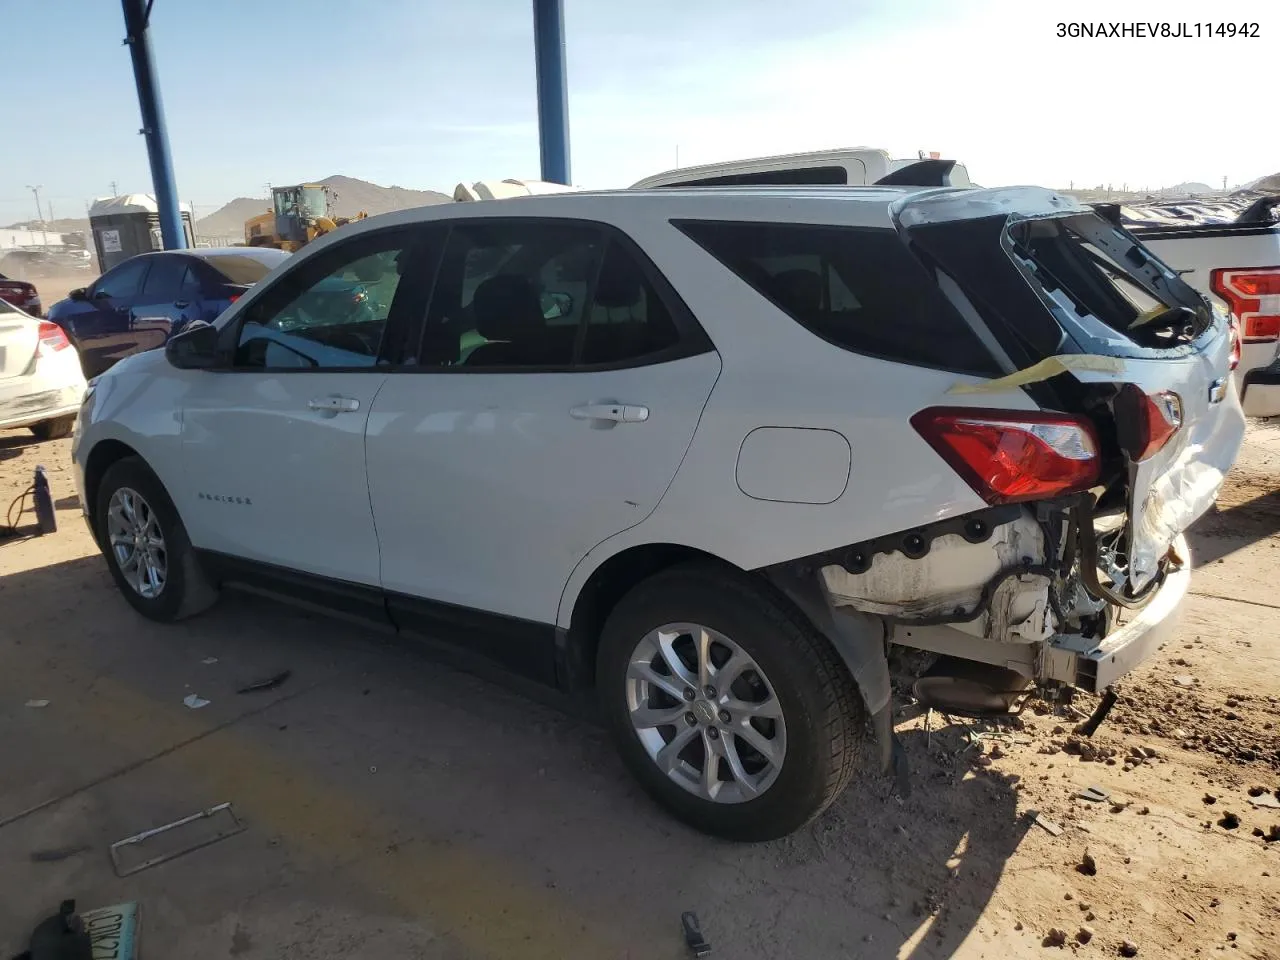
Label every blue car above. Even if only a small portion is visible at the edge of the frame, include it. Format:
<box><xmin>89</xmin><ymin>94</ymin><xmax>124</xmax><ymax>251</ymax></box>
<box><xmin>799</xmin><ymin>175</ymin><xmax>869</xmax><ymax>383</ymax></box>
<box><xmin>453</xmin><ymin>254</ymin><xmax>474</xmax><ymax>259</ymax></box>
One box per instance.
<box><xmin>46</xmin><ymin>247</ymin><xmax>290</xmax><ymax>377</ymax></box>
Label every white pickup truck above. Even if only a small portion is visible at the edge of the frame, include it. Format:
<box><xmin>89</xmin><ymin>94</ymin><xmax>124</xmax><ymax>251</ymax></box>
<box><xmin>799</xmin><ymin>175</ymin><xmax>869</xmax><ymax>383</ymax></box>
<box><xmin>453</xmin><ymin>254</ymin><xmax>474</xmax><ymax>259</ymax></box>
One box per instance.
<box><xmin>1095</xmin><ymin>196</ymin><xmax>1280</xmax><ymax>418</ymax></box>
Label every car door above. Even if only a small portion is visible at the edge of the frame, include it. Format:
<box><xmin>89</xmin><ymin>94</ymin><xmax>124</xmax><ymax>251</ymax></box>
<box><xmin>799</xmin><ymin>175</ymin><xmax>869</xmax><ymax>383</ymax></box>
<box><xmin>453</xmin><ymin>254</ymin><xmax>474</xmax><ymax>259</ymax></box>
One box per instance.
<box><xmin>128</xmin><ymin>254</ymin><xmax>188</xmax><ymax>354</ymax></box>
<box><xmin>179</xmin><ymin>225</ymin><xmax>434</xmax><ymax>594</ymax></box>
<box><xmin>365</xmin><ymin>218</ymin><xmax>722</xmax><ymax>670</ymax></box>
<box><xmin>60</xmin><ymin>257</ymin><xmax>151</xmax><ymax>376</ymax></box>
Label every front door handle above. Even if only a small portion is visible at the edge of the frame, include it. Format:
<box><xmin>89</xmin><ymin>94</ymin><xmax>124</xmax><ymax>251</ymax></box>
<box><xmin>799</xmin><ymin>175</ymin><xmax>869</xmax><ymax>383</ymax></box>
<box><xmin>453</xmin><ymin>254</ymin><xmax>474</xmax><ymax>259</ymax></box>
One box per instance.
<box><xmin>308</xmin><ymin>396</ymin><xmax>361</xmax><ymax>413</ymax></box>
<box><xmin>570</xmin><ymin>402</ymin><xmax>649</xmax><ymax>423</ymax></box>
<box><xmin>174</xmin><ymin>299</ymin><xmax>190</xmax><ymax>309</ymax></box>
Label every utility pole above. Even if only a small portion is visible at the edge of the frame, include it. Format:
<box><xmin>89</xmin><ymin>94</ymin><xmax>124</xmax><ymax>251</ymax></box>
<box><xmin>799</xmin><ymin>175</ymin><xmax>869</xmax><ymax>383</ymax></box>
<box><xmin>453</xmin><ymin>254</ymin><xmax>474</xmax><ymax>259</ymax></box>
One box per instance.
<box><xmin>26</xmin><ymin>185</ymin><xmax>45</xmax><ymax>224</ymax></box>
<box><xmin>1223</xmin><ymin>175</ymin><xmax>1228</xmax><ymax>191</ymax></box>
<box><xmin>120</xmin><ymin>0</ymin><xmax>186</xmax><ymax>249</ymax></box>
<box><xmin>110</xmin><ymin>180</ymin><xmax>118</xmax><ymax>197</ymax></box>
<box><xmin>26</xmin><ymin>185</ymin><xmax>47</xmax><ymax>245</ymax></box>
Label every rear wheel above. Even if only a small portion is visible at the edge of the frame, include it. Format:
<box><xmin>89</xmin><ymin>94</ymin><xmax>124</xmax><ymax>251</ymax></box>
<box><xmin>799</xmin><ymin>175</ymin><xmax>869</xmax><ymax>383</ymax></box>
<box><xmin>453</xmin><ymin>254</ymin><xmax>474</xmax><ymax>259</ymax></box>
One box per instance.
<box><xmin>29</xmin><ymin>415</ymin><xmax>76</xmax><ymax>441</ymax></box>
<box><xmin>597</xmin><ymin>563</ymin><xmax>863</xmax><ymax>841</ymax></box>
<box><xmin>94</xmin><ymin>457</ymin><xmax>218</xmax><ymax>622</ymax></box>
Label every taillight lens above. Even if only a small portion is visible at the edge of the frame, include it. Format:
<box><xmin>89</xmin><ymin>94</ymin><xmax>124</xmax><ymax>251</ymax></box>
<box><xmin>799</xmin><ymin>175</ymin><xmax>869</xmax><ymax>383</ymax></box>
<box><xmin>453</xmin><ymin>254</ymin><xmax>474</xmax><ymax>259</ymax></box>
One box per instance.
<box><xmin>911</xmin><ymin>407</ymin><xmax>1100</xmax><ymax>504</ymax></box>
<box><xmin>228</xmin><ymin>293</ymin><xmax>241</xmax><ymax>304</ymax></box>
<box><xmin>1211</xmin><ymin>266</ymin><xmax>1280</xmax><ymax>343</ymax></box>
<box><xmin>36</xmin><ymin>320</ymin><xmax>71</xmax><ymax>354</ymax></box>
<box><xmin>1114</xmin><ymin>385</ymin><xmax>1183</xmax><ymax>461</ymax></box>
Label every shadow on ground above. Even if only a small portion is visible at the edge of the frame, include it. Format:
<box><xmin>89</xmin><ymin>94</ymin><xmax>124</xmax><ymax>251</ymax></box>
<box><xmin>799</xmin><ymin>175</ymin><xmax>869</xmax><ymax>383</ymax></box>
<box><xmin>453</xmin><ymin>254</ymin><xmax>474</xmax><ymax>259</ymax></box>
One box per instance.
<box><xmin>1</xmin><ymin>554</ymin><xmax>1029</xmax><ymax>959</ymax></box>
<box><xmin>1187</xmin><ymin>489</ymin><xmax>1280</xmax><ymax>565</ymax></box>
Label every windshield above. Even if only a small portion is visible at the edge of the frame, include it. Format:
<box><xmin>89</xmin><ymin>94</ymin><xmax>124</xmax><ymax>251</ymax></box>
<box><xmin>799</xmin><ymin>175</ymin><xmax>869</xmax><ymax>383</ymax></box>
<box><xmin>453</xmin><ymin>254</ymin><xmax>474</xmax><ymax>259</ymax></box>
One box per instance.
<box><xmin>1008</xmin><ymin>213</ymin><xmax>1211</xmax><ymax>349</ymax></box>
<box><xmin>299</xmin><ymin>187</ymin><xmax>328</xmax><ymax>219</ymax></box>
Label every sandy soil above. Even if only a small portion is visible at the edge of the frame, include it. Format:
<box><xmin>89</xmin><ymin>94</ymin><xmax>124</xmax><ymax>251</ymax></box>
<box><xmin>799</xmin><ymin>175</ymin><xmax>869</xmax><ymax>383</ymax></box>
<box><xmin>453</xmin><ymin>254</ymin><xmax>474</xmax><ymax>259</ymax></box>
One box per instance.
<box><xmin>0</xmin><ymin>420</ymin><xmax>1277</xmax><ymax>959</ymax></box>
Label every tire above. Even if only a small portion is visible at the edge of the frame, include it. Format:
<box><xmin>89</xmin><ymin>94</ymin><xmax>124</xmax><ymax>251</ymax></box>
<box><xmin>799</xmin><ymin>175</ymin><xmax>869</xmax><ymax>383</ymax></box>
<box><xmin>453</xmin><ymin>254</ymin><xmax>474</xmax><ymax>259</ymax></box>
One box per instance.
<box><xmin>94</xmin><ymin>456</ymin><xmax>219</xmax><ymax>622</ymax></box>
<box><xmin>596</xmin><ymin>562</ymin><xmax>863</xmax><ymax>841</ymax></box>
<box><xmin>29</xmin><ymin>415</ymin><xmax>76</xmax><ymax>441</ymax></box>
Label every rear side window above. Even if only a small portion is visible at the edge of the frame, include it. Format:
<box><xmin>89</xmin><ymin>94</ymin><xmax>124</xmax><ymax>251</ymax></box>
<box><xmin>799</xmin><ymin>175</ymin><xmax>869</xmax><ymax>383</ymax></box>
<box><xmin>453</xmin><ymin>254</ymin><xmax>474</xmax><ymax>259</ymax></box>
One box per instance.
<box><xmin>140</xmin><ymin>256</ymin><xmax>186</xmax><ymax>300</ymax></box>
<box><xmin>677</xmin><ymin>221</ymin><xmax>1000</xmax><ymax>375</ymax></box>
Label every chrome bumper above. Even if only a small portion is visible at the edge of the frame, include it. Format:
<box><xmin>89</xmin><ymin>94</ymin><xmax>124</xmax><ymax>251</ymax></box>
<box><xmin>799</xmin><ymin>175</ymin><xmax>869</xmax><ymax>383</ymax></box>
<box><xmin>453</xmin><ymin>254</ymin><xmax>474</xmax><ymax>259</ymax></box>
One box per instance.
<box><xmin>1042</xmin><ymin>534</ymin><xmax>1192</xmax><ymax>693</ymax></box>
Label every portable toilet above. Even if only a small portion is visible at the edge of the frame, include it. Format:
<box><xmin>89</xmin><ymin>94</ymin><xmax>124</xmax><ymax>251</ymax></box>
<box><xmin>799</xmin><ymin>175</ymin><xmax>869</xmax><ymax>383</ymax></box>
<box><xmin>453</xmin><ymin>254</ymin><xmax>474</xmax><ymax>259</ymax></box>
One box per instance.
<box><xmin>88</xmin><ymin>195</ymin><xmax>196</xmax><ymax>271</ymax></box>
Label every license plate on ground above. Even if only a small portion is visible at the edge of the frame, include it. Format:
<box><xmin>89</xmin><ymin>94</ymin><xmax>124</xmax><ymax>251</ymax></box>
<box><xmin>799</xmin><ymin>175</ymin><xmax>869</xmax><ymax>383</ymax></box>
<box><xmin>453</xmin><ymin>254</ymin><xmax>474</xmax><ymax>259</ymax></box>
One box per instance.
<box><xmin>79</xmin><ymin>902</ymin><xmax>138</xmax><ymax>960</ymax></box>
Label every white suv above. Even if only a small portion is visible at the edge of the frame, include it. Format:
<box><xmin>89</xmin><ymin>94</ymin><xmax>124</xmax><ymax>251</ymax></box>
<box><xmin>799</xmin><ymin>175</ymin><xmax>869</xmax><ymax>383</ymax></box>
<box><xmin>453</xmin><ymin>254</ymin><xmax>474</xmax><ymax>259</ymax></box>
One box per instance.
<box><xmin>73</xmin><ymin>185</ymin><xmax>1245</xmax><ymax>840</ymax></box>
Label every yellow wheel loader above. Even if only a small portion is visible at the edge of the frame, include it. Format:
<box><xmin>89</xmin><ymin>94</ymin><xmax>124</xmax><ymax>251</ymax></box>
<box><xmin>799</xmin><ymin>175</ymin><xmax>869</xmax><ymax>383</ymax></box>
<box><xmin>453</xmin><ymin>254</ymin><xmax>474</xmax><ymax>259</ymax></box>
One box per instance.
<box><xmin>243</xmin><ymin>183</ymin><xmax>367</xmax><ymax>252</ymax></box>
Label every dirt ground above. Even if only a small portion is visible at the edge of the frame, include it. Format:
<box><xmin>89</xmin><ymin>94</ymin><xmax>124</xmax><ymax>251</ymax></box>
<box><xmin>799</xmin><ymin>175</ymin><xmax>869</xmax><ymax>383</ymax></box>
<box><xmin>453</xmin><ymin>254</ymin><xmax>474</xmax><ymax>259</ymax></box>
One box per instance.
<box><xmin>0</xmin><ymin>420</ymin><xmax>1277</xmax><ymax>959</ymax></box>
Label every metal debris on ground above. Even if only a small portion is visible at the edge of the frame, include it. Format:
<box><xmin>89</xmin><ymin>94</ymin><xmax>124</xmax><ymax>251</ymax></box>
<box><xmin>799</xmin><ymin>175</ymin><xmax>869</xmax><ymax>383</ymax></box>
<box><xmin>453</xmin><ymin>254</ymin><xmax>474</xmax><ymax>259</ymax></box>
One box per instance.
<box><xmin>201</xmin><ymin>657</ymin><xmax>219</xmax><ymax>665</ymax></box>
<box><xmin>236</xmin><ymin>670</ymin><xmax>291</xmax><ymax>694</ymax></box>
<box><xmin>24</xmin><ymin>699</ymin><xmax>50</xmax><ymax>708</ymax></box>
<box><xmin>182</xmin><ymin>694</ymin><xmax>210</xmax><ymax>709</ymax></box>
<box><xmin>1030</xmin><ymin>811</ymin><xmax>1063</xmax><ymax>837</ymax></box>
<box><xmin>109</xmin><ymin>802</ymin><xmax>246</xmax><ymax>877</ymax></box>
<box><xmin>1077</xmin><ymin>787</ymin><xmax>1110</xmax><ymax>803</ymax></box>
<box><xmin>681</xmin><ymin>911</ymin><xmax>711</xmax><ymax>958</ymax></box>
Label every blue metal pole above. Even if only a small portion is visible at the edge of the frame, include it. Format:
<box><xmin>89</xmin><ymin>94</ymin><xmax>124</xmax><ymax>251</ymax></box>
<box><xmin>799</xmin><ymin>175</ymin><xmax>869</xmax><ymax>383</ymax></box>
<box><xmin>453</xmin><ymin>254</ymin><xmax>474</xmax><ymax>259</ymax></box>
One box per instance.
<box><xmin>532</xmin><ymin>0</ymin><xmax>571</xmax><ymax>184</ymax></box>
<box><xmin>121</xmin><ymin>0</ymin><xmax>186</xmax><ymax>249</ymax></box>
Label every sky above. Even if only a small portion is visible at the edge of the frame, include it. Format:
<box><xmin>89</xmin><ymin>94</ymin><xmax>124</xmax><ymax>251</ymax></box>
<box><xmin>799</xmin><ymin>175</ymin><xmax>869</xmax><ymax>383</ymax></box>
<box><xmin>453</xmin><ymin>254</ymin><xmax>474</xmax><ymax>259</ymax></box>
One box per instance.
<box><xmin>0</xmin><ymin>0</ymin><xmax>1274</xmax><ymax>222</ymax></box>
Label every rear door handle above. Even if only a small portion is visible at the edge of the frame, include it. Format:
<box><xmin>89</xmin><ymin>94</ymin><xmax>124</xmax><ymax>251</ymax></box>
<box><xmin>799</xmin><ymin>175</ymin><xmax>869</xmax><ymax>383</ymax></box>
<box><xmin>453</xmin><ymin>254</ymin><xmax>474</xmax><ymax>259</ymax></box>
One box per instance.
<box><xmin>308</xmin><ymin>396</ymin><xmax>361</xmax><ymax>413</ymax></box>
<box><xmin>174</xmin><ymin>299</ymin><xmax>190</xmax><ymax>309</ymax></box>
<box><xmin>570</xmin><ymin>402</ymin><xmax>649</xmax><ymax>423</ymax></box>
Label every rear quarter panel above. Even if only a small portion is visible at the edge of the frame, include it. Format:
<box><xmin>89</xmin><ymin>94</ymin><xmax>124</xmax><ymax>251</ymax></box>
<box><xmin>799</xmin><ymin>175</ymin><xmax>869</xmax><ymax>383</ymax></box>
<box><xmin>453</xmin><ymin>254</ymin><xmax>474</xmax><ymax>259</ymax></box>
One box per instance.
<box><xmin>556</xmin><ymin>212</ymin><xmax>1029</xmax><ymax>628</ymax></box>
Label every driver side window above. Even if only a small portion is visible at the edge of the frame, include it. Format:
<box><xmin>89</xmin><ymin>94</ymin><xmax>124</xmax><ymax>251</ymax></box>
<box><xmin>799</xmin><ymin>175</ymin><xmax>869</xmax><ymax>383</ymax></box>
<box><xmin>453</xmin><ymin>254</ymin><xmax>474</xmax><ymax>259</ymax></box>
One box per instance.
<box><xmin>234</xmin><ymin>231</ymin><xmax>415</xmax><ymax>370</ymax></box>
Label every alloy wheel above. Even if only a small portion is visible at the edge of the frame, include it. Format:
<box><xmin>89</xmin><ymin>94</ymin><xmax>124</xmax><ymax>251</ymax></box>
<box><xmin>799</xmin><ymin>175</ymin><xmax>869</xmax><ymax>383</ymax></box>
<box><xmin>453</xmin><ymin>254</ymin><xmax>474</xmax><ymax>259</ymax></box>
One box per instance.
<box><xmin>106</xmin><ymin>486</ymin><xmax>168</xmax><ymax>599</ymax></box>
<box><xmin>625</xmin><ymin>622</ymin><xmax>787</xmax><ymax>803</ymax></box>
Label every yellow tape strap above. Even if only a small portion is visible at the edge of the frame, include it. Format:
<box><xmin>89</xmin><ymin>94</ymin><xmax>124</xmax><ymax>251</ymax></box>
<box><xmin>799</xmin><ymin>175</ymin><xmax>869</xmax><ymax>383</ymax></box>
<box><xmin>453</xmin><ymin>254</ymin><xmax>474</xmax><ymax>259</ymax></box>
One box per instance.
<box><xmin>947</xmin><ymin>354</ymin><xmax>1126</xmax><ymax>394</ymax></box>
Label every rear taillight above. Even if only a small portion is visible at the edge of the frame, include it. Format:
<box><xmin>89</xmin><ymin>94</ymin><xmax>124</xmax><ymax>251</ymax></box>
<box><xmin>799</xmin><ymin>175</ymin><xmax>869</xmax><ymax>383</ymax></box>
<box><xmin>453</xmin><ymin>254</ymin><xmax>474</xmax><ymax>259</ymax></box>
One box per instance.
<box><xmin>911</xmin><ymin>407</ymin><xmax>1100</xmax><ymax>504</ymax></box>
<box><xmin>1115</xmin><ymin>385</ymin><xmax>1182</xmax><ymax>461</ymax></box>
<box><xmin>37</xmin><ymin>320</ymin><xmax>71</xmax><ymax>354</ymax></box>
<box><xmin>228</xmin><ymin>294</ymin><xmax>241</xmax><ymax>304</ymax></box>
<box><xmin>1211</xmin><ymin>266</ymin><xmax>1280</xmax><ymax>343</ymax></box>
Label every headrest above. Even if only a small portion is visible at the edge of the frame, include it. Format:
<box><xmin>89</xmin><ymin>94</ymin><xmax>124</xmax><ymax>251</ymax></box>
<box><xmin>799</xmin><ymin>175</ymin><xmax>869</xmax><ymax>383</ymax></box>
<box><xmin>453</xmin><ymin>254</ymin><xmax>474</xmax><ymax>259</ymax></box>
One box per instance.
<box><xmin>471</xmin><ymin>274</ymin><xmax>544</xmax><ymax>340</ymax></box>
<box><xmin>594</xmin><ymin>257</ymin><xmax>643</xmax><ymax>309</ymax></box>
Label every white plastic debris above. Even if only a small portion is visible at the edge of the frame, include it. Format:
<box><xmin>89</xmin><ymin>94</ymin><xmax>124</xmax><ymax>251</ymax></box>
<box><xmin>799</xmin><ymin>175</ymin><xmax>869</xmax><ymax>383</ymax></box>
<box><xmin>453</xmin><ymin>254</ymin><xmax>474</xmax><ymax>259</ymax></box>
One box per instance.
<box><xmin>25</xmin><ymin>699</ymin><xmax>50</xmax><ymax>708</ymax></box>
<box><xmin>182</xmin><ymin>694</ymin><xmax>210</xmax><ymax>709</ymax></box>
<box><xmin>200</xmin><ymin>657</ymin><xmax>218</xmax><ymax>665</ymax></box>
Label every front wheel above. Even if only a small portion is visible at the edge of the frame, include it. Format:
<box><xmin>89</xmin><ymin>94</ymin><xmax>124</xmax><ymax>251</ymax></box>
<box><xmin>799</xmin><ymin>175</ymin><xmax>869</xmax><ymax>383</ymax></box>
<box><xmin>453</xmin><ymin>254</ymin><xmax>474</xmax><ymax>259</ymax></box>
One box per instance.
<box><xmin>94</xmin><ymin>457</ymin><xmax>218</xmax><ymax>622</ymax></box>
<box><xmin>596</xmin><ymin>563</ymin><xmax>863</xmax><ymax>841</ymax></box>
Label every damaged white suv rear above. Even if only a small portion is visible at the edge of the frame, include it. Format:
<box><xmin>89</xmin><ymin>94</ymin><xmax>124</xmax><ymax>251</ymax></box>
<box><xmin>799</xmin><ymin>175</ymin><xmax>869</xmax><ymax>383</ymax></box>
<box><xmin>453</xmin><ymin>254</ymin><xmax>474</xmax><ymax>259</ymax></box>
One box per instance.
<box><xmin>74</xmin><ymin>185</ymin><xmax>1245</xmax><ymax>842</ymax></box>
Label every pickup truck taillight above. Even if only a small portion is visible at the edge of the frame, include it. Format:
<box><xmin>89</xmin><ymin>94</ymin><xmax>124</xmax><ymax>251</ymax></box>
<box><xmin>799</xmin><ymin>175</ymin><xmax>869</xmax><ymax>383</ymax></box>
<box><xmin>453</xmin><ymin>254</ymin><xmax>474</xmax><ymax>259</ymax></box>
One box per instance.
<box><xmin>1211</xmin><ymin>267</ymin><xmax>1280</xmax><ymax>343</ymax></box>
<box><xmin>910</xmin><ymin>407</ymin><xmax>1100</xmax><ymax>504</ymax></box>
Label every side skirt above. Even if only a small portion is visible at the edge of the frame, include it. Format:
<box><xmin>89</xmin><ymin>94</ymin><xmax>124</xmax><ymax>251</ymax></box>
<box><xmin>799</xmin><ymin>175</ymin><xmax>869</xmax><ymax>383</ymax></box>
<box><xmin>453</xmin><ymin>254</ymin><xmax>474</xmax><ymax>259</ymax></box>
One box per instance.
<box><xmin>195</xmin><ymin>550</ymin><xmax>559</xmax><ymax>687</ymax></box>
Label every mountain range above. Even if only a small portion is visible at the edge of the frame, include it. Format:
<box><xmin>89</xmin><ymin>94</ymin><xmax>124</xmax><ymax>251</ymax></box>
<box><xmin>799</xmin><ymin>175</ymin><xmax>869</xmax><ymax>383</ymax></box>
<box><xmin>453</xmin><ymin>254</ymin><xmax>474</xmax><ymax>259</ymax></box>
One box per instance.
<box><xmin>192</xmin><ymin>175</ymin><xmax>452</xmax><ymax>238</ymax></box>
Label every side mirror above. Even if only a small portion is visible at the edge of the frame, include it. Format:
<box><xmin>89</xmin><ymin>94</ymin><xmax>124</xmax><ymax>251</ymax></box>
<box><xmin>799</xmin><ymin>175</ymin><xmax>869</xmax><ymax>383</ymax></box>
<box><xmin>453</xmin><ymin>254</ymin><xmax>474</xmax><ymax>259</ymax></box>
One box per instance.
<box><xmin>165</xmin><ymin>321</ymin><xmax>222</xmax><ymax>370</ymax></box>
<box><xmin>69</xmin><ymin>287</ymin><xmax>88</xmax><ymax>301</ymax></box>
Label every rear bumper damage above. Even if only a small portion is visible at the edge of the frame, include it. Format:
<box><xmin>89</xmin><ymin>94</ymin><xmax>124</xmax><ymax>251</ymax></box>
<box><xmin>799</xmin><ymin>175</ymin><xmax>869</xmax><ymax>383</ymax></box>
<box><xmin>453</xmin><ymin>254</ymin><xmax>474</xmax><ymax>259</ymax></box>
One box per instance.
<box><xmin>1041</xmin><ymin>535</ymin><xmax>1190</xmax><ymax>693</ymax></box>
<box><xmin>770</xmin><ymin>497</ymin><xmax>1197</xmax><ymax>786</ymax></box>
